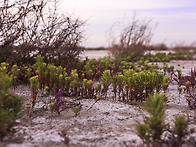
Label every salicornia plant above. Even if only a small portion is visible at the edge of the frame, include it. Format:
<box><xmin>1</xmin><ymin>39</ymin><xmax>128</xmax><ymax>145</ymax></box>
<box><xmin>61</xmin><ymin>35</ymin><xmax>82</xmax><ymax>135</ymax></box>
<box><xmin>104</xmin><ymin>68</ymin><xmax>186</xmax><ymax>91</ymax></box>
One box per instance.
<box><xmin>95</xmin><ymin>83</ymin><xmax>101</xmax><ymax>96</ymax></box>
<box><xmin>47</xmin><ymin>64</ymin><xmax>56</xmax><ymax>89</ymax></box>
<box><xmin>10</xmin><ymin>64</ymin><xmax>20</xmax><ymax>87</ymax></box>
<box><xmin>174</xmin><ymin>115</ymin><xmax>188</xmax><ymax>142</ymax></box>
<box><xmin>111</xmin><ymin>75</ymin><xmax>118</xmax><ymax>100</ymax></box>
<box><xmin>156</xmin><ymin>73</ymin><xmax>164</xmax><ymax>92</ymax></box>
<box><xmin>101</xmin><ymin>70</ymin><xmax>111</xmax><ymax>98</ymax></box>
<box><xmin>30</xmin><ymin>76</ymin><xmax>39</xmax><ymax>108</ymax></box>
<box><xmin>35</xmin><ymin>55</ymin><xmax>46</xmax><ymax>89</ymax></box>
<box><xmin>86</xmin><ymin>80</ymin><xmax>94</xmax><ymax>98</ymax></box>
<box><xmin>0</xmin><ymin>73</ymin><xmax>24</xmax><ymax>140</ymax></box>
<box><xmin>136</xmin><ymin>93</ymin><xmax>166</xmax><ymax>145</ymax></box>
<box><xmin>64</xmin><ymin>76</ymin><xmax>71</xmax><ymax>96</ymax></box>
<box><xmin>116</xmin><ymin>73</ymin><xmax>124</xmax><ymax>101</ymax></box>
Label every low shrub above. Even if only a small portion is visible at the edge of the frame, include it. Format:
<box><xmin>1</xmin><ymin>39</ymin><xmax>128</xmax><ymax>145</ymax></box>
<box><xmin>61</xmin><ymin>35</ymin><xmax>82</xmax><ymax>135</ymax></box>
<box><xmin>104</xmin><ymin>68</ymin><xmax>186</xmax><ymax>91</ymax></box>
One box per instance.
<box><xmin>0</xmin><ymin>74</ymin><xmax>24</xmax><ymax>140</ymax></box>
<box><xmin>136</xmin><ymin>93</ymin><xmax>166</xmax><ymax>145</ymax></box>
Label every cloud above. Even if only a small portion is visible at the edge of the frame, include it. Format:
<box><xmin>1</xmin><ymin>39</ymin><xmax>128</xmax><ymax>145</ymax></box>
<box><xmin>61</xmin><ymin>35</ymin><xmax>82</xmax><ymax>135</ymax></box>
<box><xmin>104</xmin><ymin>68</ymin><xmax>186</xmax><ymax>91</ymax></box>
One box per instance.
<box><xmin>62</xmin><ymin>0</ymin><xmax>196</xmax><ymax>11</ymax></box>
<box><xmin>60</xmin><ymin>0</ymin><xmax>196</xmax><ymax>47</ymax></box>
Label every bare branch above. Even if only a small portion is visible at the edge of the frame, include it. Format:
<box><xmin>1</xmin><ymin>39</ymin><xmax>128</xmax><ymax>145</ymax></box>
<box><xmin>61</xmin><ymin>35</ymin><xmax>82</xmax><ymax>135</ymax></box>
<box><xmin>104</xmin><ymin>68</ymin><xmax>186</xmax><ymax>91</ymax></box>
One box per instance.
<box><xmin>108</xmin><ymin>13</ymin><xmax>154</xmax><ymax>58</ymax></box>
<box><xmin>0</xmin><ymin>0</ymin><xmax>85</xmax><ymax>64</ymax></box>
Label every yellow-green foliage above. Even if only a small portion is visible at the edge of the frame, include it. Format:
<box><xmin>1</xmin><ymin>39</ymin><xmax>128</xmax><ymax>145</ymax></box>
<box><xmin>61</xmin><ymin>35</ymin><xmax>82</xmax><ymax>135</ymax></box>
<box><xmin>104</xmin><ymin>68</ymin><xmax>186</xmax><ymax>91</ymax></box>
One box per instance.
<box><xmin>121</xmin><ymin>61</ymin><xmax>129</xmax><ymax>69</ymax></box>
<box><xmin>65</xmin><ymin>77</ymin><xmax>71</xmax><ymax>87</ymax></box>
<box><xmin>163</xmin><ymin>63</ymin><xmax>168</xmax><ymax>73</ymax></box>
<box><xmin>162</xmin><ymin>75</ymin><xmax>170</xmax><ymax>91</ymax></box>
<box><xmin>0</xmin><ymin>74</ymin><xmax>12</xmax><ymax>95</ymax></box>
<box><xmin>48</xmin><ymin>64</ymin><xmax>56</xmax><ymax>86</ymax></box>
<box><xmin>58</xmin><ymin>74</ymin><xmax>64</xmax><ymax>87</ymax></box>
<box><xmin>49</xmin><ymin>103</ymin><xmax>55</xmax><ymax>112</ymax></box>
<box><xmin>178</xmin><ymin>86</ymin><xmax>183</xmax><ymax>94</ymax></box>
<box><xmin>101</xmin><ymin>70</ymin><xmax>111</xmax><ymax>97</ymax></box>
<box><xmin>112</xmin><ymin>75</ymin><xmax>118</xmax><ymax>97</ymax></box>
<box><xmin>117</xmin><ymin>74</ymin><xmax>124</xmax><ymax>88</ymax></box>
<box><xmin>73</xmin><ymin>106</ymin><xmax>80</xmax><ymax>116</ymax></box>
<box><xmin>26</xmin><ymin>67</ymin><xmax>32</xmax><ymax>79</ymax></box>
<box><xmin>11</xmin><ymin>64</ymin><xmax>20</xmax><ymax>85</ymax></box>
<box><xmin>56</xmin><ymin>66</ymin><xmax>63</xmax><ymax>75</ymax></box>
<box><xmin>168</xmin><ymin>65</ymin><xmax>174</xmax><ymax>73</ymax></box>
<box><xmin>35</xmin><ymin>55</ymin><xmax>47</xmax><ymax>88</ymax></box>
<box><xmin>70</xmin><ymin>80</ymin><xmax>78</xmax><ymax>90</ymax></box>
<box><xmin>83</xmin><ymin>79</ymin><xmax>88</xmax><ymax>88</ymax></box>
<box><xmin>136</xmin><ymin>93</ymin><xmax>166</xmax><ymax>143</ymax></box>
<box><xmin>30</xmin><ymin>76</ymin><xmax>39</xmax><ymax>90</ymax></box>
<box><xmin>136</xmin><ymin>124</ymin><xmax>150</xmax><ymax>142</ymax></box>
<box><xmin>127</xmin><ymin>71</ymin><xmax>164</xmax><ymax>100</ymax></box>
<box><xmin>145</xmin><ymin>93</ymin><xmax>166</xmax><ymax>140</ymax></box>
<box><xmin>174</xmin><ymin>115</ymin><xmax>188</xmax><ymax>140</ymax></box>
<box><xmin>30</xmin><ymin>76</ymin><xmax>39</xmax><ymax>107</ymax></box>
<box><xmin>163</xmin><ymin>76</ymin><xmax>170</xmax><ymax>83</ymax></box>
<box><xmin>123</xmin><ymin>69</ymin><xmax>134</xmax><ymax>85</ymax></box>
<box><xmin>101</xmin><ymin>70</ymin><xmax>111</xmax><ymax>89</ymax></box>
<box><xmin>95</xmin><ymin>83</ymin><xmax>101</xmax><ymax>95</ymax></box>
<box><xmin>185</xmin><ymin>81</ymin><xmax>191</xmax><ymax>93</ymax></box>
<box><xmin>156</xmin><ymin>73</ymin><xmax>164</xmax><ymax>92</ymax></box>
<box><xmin>11</xmin><ymin>65</ymin><xmax>20</xmax><ymax>75</ymax></box>
<box><xmin>0</xmin><ymin>62</ymin><xmax>8</xmax><ymax>74</ymax></box>
<box><xmin>116</xmin><ymin>74</ymin><xmax>124</xmax><ymax>98</ymax></box>
<box><xmin>87</xmin><ymin>80</ymin><xmax>94</xmax><ymax>90</ymax></box>
<box><xmin>0</xmin><ymin>74</ymin><xmax>23</xmax><ymax>140</ymax></box>
<box><xmin>71</xmin><ymin>69</ymin><xmax>78</xmax><ymax>81</ymax></box>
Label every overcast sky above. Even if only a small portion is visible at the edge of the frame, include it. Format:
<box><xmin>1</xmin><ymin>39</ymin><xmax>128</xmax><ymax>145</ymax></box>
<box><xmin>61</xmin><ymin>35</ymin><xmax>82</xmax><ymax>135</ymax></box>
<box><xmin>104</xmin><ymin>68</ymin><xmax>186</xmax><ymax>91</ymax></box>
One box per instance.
<box><xmin>60</xmin><ymin>0</ymin><xmax>196</xmax><ymax>47</ymax></box>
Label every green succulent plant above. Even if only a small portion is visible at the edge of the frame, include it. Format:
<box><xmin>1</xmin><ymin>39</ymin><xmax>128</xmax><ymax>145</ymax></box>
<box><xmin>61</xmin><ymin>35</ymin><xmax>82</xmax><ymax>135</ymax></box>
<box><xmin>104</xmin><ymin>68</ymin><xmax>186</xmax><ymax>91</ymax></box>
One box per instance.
<box><xmin>117</xmin><ymin>74</ymin><xmax>124</xmax><ymax>100</ymax></box>
<box><xmin>35</xmin><ymin>55</ymin><xmax>47</xmax><ymax>89</ymax></box>
<box><xmin>10</xmin><ymin>64</ymin><xmax>20</xmax><ymax>86</ymax></box>
<box><xmin>155</xmin><ymin>73</ymin><xmax>164</xmax><ymax>92</ymax></box>
<box><xmin>0</xmin><ymin>73</ymin><xmax>24</xmax><ymax>140</ymax></box>
<box><xmin>95</xmin><ymin>83</ymin><xmax>101</xmax><ymax>96</ymax></box>
<box><xmin>26</xmin><ymin>67</ymin><xmax>32</xmax><ymax>81</ymax></box>
<box><xmin>49</xmin><ymin>103</ymin><xmax>55</xmax><ymax>113</ymax></box>
<box><xmin>174</xmin><ymin>115</ymin><xmax>188</xmax><ymax>141</ymax></box>
<box><xmin>112</xmin><ymin>75</ymin><xmax>118</xmax><ymax>99</ymax></box>
<box><xmin>136</xmin><ymin>93</ymin><xmax>166</xmax><ymax>144</ymax></box>
<box><xmin>30</xmin><ymin>76</ymin><xmax>39</xmax><ymax>108</ymax></box>
<box><xmin>70</xmin><ymin>80</ymin><xmax>78</xmax><ymax>95</ymax></box>
<box><xmin>65</xmin><ymin>76</ymin><xmax>71</xmax><ymax>93</ymax></box>
<box><xmin>71</xmin><ymin>69</ymin><xmax>78</xmax><ymax>81</ymax></box>
<box><xmin>184</xmin><ymin>81</ymin><xmax>191</xmax><ymax>93</ymax></box>
<box><xmin>101</xmin><ymin>70</ymin><xmax>111</xmax><ymax>98</ymax></box>
<box><xmin>73</xmin><ymin>106</ymin><xmax>80</xmax><ymax>117</ymax></box>
<box><xmin>178</xmin><ymin>86</ymin><xmax>183</xmax><ymax>94</ymax></box>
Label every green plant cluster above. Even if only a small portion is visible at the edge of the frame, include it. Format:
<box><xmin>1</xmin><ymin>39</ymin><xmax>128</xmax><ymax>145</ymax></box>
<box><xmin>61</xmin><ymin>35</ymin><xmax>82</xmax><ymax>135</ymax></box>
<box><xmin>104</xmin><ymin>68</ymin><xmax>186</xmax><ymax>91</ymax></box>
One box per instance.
<box><xmin>136</xmin><ymin>93</ymin><xmax>192</xmax><ymax>146</ymax></box>
<box><xmin>32</xmin><ymin>57</ymin><xmax>169</xmax><ymax>103</ymax></box>
<box><xmin>0</xmin><ymin>55</ymin><xmax>172</xmax><ymax>108</ymax></box>
<box><xmin>0</xmin><ymin>53</ymin><xmax>195</xmax><ymax>143</ymax></box>
<box><xmin>117</xmin><ymin>51</ymin><xmax>194</xmax><ymax>62</ymax></box>
<box><xmin>0</xmin><ymin>73</ymin><xmax>24</xmax><ymax>140</ymax></box>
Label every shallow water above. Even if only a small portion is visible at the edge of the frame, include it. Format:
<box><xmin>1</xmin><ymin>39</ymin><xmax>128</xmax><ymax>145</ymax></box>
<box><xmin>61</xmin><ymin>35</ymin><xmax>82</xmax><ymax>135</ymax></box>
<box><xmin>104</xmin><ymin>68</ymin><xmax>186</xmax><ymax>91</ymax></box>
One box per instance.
<box><xmin>79</xmin><ymin>50</ymin><xmax>178</xmax><ymax>59</ymax></box>
<box><xmin>79</xmin><ymin>50</ymin><xmax>109</xmax><ymax>59</ymax></box>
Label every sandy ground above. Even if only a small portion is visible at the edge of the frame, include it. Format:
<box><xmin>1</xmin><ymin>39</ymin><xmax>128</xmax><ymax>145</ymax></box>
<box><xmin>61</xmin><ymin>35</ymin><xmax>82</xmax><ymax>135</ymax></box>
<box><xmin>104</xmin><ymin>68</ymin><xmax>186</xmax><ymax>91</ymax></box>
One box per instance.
<box><xmin>1</xmin><ymin>60</ymin><xmax>196</xmax><ymax>147</ymax></box>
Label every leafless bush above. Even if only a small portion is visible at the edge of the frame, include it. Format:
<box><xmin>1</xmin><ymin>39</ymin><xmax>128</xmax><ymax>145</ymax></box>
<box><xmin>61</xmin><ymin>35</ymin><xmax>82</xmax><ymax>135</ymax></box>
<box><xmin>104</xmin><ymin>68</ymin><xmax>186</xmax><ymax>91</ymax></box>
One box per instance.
<box><xmin>0</xmin><ymin>0</ymin><xmax>85</xmax><ymax>64</ymax></box>
<box><xmin>148</xmin><ymin>43</ymin><xmax>168</xmax><ymax>51</ymax></box>
<box><xmin>171</xmin><ymin>42</ymin><xmax>196</xmax><ymax>52</ymax></box>
<box><xmin>108</xmin><ymin>13</ymin><xmax>154</xmax><ymax>58</ymax></box>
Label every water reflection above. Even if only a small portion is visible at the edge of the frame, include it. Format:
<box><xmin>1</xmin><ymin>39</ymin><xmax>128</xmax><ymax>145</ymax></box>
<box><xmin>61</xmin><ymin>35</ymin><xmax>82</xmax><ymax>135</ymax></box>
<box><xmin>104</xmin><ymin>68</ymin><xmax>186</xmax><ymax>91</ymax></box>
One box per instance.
<box><xmin>79</xmin><ymin>50</ymin><xmax>109</xmax><ymax>59</ymax></box>
<box><xmin>80</xmin><ymin>50</ymin><xmax>176</xmax><ymax>59</ymax></box>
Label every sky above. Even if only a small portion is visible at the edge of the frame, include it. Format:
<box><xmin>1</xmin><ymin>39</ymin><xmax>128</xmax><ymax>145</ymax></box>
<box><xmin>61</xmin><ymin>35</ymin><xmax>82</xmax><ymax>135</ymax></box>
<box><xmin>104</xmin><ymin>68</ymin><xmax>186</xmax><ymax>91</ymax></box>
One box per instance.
<box><xmin>60</xmin><ymin>0</ymin><xmax>196</xmax><ymax>47</ymax></box>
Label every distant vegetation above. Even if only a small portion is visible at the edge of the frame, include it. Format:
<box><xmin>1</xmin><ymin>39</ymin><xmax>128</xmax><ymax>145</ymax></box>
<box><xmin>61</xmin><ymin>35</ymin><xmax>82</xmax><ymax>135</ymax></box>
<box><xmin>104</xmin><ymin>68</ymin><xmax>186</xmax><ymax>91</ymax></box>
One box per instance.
<box><xmin>0</xmin><ymin>0</ymin><xmax>85</xmax><ymax>65</ymax></box>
